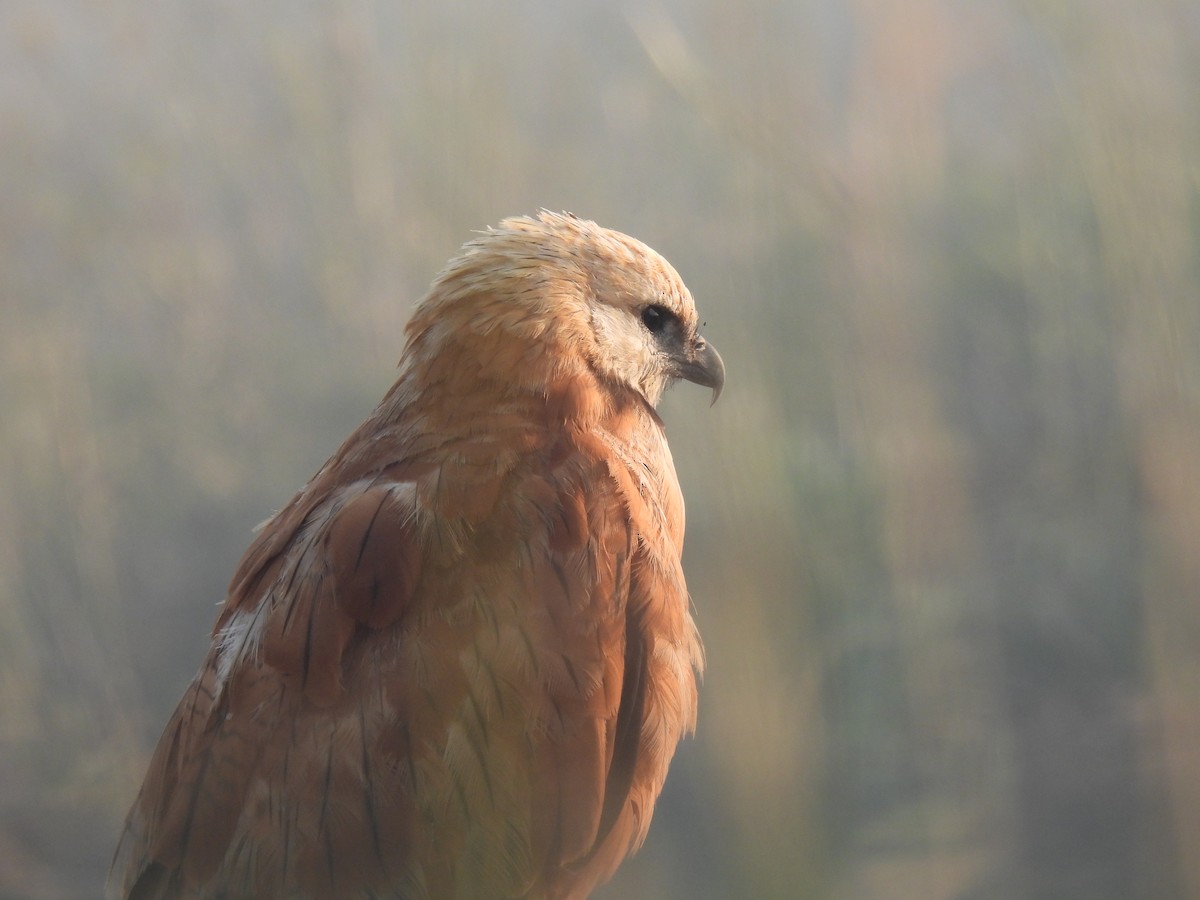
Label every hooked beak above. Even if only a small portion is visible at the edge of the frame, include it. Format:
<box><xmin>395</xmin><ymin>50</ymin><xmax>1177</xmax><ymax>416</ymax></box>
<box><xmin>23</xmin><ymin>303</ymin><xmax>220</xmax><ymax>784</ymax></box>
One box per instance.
<box><xmin>675</xmin><ymin>337</ymin><xmax>725</xmax><ymax>405</ymax></box>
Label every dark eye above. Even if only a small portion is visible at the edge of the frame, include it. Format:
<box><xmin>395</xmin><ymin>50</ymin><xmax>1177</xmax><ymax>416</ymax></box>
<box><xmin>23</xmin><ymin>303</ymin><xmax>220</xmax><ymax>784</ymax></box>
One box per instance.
<box><xmin>641</xmin><ymin>304</ymin><xmax>672</xmax><ymax>334</ymax></box>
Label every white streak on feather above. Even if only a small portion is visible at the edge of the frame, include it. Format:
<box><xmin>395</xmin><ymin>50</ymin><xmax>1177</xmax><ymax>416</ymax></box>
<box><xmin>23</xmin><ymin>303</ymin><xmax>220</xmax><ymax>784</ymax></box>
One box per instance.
<box><xmin>214</xmin><ymin>602</ymin><xmax>268</xmax><ymax>688</ymax></box>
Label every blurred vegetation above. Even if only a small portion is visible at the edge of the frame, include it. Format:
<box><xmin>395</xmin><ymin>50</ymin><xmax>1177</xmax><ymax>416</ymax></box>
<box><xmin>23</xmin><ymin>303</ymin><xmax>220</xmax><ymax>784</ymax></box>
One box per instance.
<box><xmin>2</xmin><ymin>1</ymin><xmax>1199</xmax><ymax>897</ymax></box>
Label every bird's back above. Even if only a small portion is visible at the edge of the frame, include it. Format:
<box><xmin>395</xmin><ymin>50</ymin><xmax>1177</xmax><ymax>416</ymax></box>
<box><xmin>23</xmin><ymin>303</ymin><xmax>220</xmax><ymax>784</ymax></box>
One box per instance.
<box><xmin>110</xmin><ymin>376</ymin><xmax>700</xmax><ymax>899</ymax></box>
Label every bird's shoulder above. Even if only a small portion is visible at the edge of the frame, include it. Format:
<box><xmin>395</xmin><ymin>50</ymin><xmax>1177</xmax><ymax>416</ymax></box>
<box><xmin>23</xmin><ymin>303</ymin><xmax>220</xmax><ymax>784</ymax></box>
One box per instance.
<box><xmin>210</xmin><ymin>382</ymin><xmax>674</xmax><ymax>692</ymax></box>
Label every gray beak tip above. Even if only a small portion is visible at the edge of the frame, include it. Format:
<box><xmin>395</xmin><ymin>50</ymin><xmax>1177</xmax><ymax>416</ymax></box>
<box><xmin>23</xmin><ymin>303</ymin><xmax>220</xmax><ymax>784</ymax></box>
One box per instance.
<box><xmin>679</xmin><ymin>338</ymin><xmax>725</xmax><ymax>405</ymax></box>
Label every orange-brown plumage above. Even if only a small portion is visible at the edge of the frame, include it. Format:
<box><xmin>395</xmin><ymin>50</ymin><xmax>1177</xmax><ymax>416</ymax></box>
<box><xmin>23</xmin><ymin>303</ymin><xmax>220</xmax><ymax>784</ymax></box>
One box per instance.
<box><xmin>110</xmin><ymin>211</ymin><xmax>724</xmax><ymax>899</ymax></box>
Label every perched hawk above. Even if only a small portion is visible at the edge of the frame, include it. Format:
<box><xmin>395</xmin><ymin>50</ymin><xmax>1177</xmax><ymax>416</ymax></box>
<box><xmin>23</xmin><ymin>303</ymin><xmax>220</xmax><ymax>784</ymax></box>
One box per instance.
<box><xmin>111</xmin><ymin>211</ymin><xmax>724</xmax><ymax>899</ymax></box>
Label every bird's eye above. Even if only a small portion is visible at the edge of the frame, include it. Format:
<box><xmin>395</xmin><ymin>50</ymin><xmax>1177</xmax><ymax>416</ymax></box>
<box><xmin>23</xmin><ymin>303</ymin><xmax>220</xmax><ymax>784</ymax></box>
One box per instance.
<box><xmin>641</xmin><ymin>304</ymin><xmax>672</xmax><ymax>334</ymax></box>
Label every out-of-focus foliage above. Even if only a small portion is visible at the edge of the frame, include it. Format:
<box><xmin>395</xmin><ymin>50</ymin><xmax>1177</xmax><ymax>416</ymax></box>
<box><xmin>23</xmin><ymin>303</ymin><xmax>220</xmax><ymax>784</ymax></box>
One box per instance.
<box><xmin>2</xmin><ymin>1</ymin><xmax>1198</xmax><ymax>897</ymax></box>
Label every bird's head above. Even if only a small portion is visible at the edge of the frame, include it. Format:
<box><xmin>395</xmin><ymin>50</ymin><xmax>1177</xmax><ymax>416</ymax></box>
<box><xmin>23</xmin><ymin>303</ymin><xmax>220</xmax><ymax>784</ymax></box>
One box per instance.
<box><xmin>406</xmin><ymin>211</ymin><xmax>724</xmax><ymax>409</ymax></box>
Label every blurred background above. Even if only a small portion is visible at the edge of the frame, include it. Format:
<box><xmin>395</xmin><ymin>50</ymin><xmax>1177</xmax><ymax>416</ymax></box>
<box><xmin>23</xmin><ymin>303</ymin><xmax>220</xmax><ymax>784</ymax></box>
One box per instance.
<box><xmin>3</xmin><ymin>0</ymin><xmax>1199</xmax><ymax>897</ymax></box>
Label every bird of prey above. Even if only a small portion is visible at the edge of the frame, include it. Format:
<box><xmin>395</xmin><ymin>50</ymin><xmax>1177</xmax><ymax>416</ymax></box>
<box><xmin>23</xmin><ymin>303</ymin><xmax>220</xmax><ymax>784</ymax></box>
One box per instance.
<box><xmin>110</xmin><ymin>211</ymin><xmax>724</xmax><ymax>900</ymax></box>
